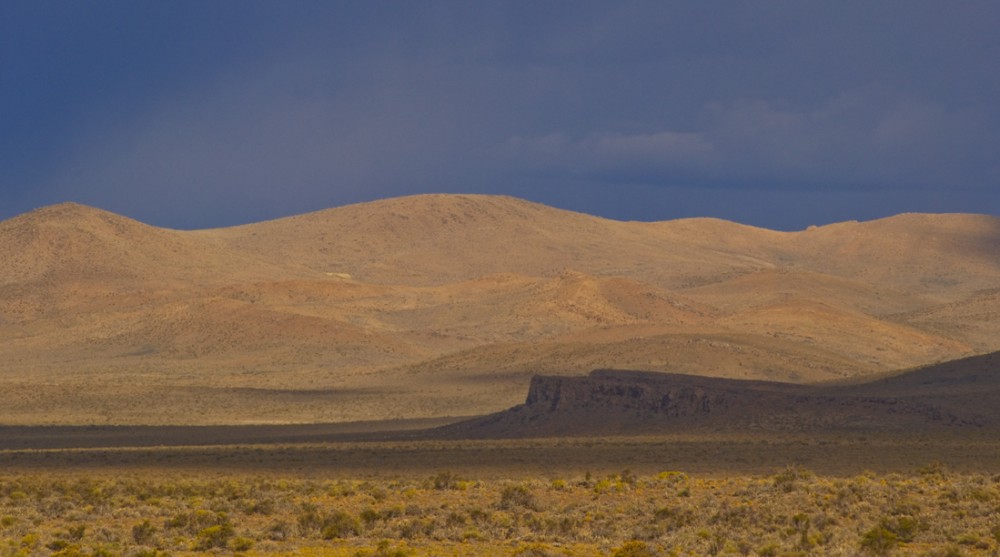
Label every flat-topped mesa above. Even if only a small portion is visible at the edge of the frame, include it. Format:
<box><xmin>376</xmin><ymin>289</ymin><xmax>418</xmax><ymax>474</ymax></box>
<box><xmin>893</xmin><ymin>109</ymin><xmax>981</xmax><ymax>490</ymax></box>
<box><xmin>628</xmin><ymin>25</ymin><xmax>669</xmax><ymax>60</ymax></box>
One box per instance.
<box><xmin>437</xmin><ymin>365</ymin><xmax>993</xmax><ymax>439</ymax></box>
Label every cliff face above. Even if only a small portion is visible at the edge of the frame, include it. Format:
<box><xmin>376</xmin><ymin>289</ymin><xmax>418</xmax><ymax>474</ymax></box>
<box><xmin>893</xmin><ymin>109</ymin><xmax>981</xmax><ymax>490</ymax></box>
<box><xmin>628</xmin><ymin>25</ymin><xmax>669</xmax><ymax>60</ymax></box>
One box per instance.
<box><xmin>438</xmin><ymin>365</ymin><xmax>994</xmax><ymax>438</ymax></box>
<box><xmin>525</xmin><ymin>372</ymin><xmax>737</xmax><ymax>417</ymax></box>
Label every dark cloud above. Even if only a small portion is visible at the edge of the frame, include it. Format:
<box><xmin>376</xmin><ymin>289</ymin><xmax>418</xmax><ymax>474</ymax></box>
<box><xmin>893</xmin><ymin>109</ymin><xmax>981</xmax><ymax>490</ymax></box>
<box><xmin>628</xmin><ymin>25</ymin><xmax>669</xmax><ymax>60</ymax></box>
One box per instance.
<box><xmin>2</xmin><ymin>1</ymin><xmax>998</xmax><ymax>229</ymax></box>
<box><xmin>509</xmin><ymin>89</ymin><xmax>996</xmax><ymax>192</ymax></box>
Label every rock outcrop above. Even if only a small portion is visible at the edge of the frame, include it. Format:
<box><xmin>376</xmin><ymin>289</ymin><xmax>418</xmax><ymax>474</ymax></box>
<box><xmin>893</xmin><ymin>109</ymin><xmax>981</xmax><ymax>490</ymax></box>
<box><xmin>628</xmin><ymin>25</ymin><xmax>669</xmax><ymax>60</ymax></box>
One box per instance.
<box><xmin>439</xmin><ymin>355</ymin><xmax>1000</xmax><ymax>438</ymax></box>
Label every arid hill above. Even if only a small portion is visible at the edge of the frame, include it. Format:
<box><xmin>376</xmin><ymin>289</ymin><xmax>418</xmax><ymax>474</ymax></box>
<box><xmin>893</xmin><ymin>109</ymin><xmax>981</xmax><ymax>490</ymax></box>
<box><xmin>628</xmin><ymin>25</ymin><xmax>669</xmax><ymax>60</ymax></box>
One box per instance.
<box><xmin>1</xmin><ymin>194</ymin><xmax>999</xmax><ymax>425</ymax></box>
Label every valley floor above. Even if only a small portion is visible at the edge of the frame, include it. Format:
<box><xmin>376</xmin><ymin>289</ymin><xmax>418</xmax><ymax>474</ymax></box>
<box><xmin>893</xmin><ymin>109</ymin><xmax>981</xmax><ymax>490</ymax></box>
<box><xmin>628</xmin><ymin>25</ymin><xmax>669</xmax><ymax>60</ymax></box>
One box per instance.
<box><xmin>2</xmin><ymin>455</ymin><xmax>999</xmax><ymax>556</ymax></box>
<box><xmin>3</xmin><ymin>433</ymin><xmax>1000</xmax><ymax>555</ymax></box>
<box><xmin>2</xmin><ymin>430</ymin><xmax>1000</xmax><ymax>477</ymax></box>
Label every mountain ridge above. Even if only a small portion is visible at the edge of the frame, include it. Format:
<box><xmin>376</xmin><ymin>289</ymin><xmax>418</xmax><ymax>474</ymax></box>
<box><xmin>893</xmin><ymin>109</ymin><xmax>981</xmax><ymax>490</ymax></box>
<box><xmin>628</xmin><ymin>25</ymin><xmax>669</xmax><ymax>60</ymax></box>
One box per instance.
<box><xmin>1</xmin><ymin>194</ymin><xmax>999</xmax><ymax>425</ymax></box>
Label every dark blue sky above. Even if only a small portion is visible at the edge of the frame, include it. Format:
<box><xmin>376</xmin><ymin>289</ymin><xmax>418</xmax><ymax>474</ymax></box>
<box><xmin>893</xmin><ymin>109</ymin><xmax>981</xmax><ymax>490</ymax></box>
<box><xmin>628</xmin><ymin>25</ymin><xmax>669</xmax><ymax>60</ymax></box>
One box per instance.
<box><xmin>2</xmin><ymin>1</ymin><xmax>998</xmax><ymax>230</ymax></box>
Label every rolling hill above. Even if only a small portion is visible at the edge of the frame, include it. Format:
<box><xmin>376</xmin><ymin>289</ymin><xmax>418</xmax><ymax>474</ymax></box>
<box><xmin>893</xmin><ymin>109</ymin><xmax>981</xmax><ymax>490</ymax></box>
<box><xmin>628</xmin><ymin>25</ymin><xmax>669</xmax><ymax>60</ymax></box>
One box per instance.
<box><xmin>1</xmin><ymin>194</ymin><xmax>998</xmax><ymax>425</ymax></box>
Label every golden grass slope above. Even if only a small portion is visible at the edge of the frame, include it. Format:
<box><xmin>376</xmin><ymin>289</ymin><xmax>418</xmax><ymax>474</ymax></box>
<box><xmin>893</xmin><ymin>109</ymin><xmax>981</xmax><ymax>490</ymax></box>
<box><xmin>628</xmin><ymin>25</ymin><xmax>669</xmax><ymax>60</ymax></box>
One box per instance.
<box><xmin>1</xmin><ymin>194</ymin><xmax>999</xmax><ymax>424</ymax></box>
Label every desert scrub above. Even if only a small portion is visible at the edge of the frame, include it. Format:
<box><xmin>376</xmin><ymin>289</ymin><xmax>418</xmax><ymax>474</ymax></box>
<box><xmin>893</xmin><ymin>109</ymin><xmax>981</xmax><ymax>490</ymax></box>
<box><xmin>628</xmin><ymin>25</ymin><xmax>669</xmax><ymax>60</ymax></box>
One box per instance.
<box><xmin>1</xmin><ymin>468</ymin><xmax>999</xmax><ymax>555</ymax></box>
<box><xmin>497</xmin><ymin>483</ymin><xmax>538</xmax><ymax>511</ymax></box>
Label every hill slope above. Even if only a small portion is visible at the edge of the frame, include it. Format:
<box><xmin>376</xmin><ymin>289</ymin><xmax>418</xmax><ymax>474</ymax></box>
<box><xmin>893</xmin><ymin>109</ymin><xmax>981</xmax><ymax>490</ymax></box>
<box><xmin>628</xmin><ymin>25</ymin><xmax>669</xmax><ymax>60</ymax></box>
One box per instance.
<box><xmin>1</xmin><ymin>194</ymin><xmax>999</xmax><ymax>424</ymax></box>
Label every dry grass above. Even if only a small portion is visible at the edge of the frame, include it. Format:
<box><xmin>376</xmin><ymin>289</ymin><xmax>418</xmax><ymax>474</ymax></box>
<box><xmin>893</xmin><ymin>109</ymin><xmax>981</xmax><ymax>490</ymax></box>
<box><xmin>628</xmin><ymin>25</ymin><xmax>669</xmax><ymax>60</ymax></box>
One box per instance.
<box><xmin>2</xmin><ymin>463</ymin><xmax>999</xmax><ymax>556</ymax></box>
<box><xmin>2</xmin><ymin>434</ymin><xmax>1000</xmax><ymax>556</ymax></box>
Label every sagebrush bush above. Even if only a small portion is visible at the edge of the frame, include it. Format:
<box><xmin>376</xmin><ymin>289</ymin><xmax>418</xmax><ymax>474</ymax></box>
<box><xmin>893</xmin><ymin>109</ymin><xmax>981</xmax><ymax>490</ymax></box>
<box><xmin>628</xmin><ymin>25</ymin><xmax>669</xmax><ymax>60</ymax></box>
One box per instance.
<box><xmin>497</xmin><ymin>484</ymin><xmax>537</xmax><ymax>511</ymax></box>
<box><xmin>131</xmin><ymin>519</ymin><xmax>156</xmax><ymax>545</ymax></box>
<box><xmin>321</xmin><ymin>510</ymin><xmax>361</xmax><ymax>539</ymax></box>
<box><xmin>860</xmin><ymin>524</ymin><xmax>898</xmax><ymax>556</ymax></box>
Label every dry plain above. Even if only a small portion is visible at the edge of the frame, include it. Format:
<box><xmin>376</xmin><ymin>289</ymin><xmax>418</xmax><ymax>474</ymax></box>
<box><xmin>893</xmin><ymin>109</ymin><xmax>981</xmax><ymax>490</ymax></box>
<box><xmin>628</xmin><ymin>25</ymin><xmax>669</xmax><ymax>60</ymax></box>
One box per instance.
<box><xmin>3</xmin><ymin>433</ymin><xmax>1000</xmax><ymax>556</ymax></box>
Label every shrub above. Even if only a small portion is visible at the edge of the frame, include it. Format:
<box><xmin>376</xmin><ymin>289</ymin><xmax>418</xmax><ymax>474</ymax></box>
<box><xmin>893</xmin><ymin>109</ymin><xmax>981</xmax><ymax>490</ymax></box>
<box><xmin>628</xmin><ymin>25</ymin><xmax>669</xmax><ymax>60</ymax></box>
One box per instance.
<box><xmin>231</xmin><ymin>536</ymin><xmax>254</xmax><ymax>551</ymax></box>
<box><xmin>67</xmin><ymin>525</ymin><xmax>85</xmax><ymax>541</ymax></box>
<box><xmin>167</xmin><ymin>509</ymin><xmax>228</xmax><ymax>535</ymax></box>
<box><xmin>757</xmin><ymin>543</ymin><xmax>780</xmax><ymax>557</ymax></box>
<box><xmin>47</xmin><ymin>539</ymin><xmax>71</xmax><ymax>551</ymax></box>
<box><xmin>619</xmin><ymin>469</ymin><xmax>637</xmax><ymax>486</ymax></box>
<box><xmin>860</xmin><ymin>525</ymin><xmax>898</xmax><ymax>556</ymax></box>
<box><xmin>49</xmin><ymin>544</ymin><xmax>84</xmax><ymax>557</ymax></box>
<box><xmin>498</xmin><ymin>484</ymin><xmax>537</xmax><ymax>511</ymax></box>
<box><xmin>321</xmin><ymin>510</ymin><xmax>361</xmax><ymax>539</ymax></box>
<box><xmin>20</xmin><ymin>533</ymin><xmax>40</xmax><ymax>550</ymax></box>
<box><xmin>194</xmin><ymin>523</ymin><xmax>234</xmax><ymax>550</ymax></box>
<box><xmin>445</xmin><ymin>511</ymin><xmax>466</xmax><ymax>528</ymax></box>
<box><xmin>297</xmin><ymin>503</ymin><xmax>324</xmax><ymax>535</ymax></box>
<box><xmin>244</xmin><ymin>497</ymin><xmax>275</xmax><ymax>515</ymax></box>
<box><xmin>360</xmin><ymin>507</ymin><xmax>382</xmax><ymax>527</ymax></box>
<box><xmin>429</xmin><ymin>471</ymin><xmax>461</xmax><ymax>490</ymax></box>
<box><xmin>657</xmin><ymin>471</ymin><xmax>688</xmax><ymax>483</ymax></box>
<box><xmin>612</xmin><ymin>540</ymin><xmax>656</xmax><ymax>557</ymax></box>
<box><xmin>132</xmin><ymin>519</ymin><xmax>157</xmax><ymax>545</ymax></box>
<box><xmin>398</xmin><ymin>518</ymin><xmax>436</xmax><ymax>539</ymax></box>
<box><xmin>955</xmin><ymin>532</ymin><xmax>988</xmax><ymax>549</ymax></box>
<box><xmin>653</xmin><ymin>506</ymin><xmax>694</xmax><ymax>529</ymax></box>
<box><xmin>773</xmin><ymin>465</ymin><xmax>813</xmax><ymax>493</ymax></box>
<box><xmin>265</xmin><ymin>519</ymin><xmax>292</xmax><ymax>541</ymax></box>
<box><xmin>880</xmin><ymin>515</ymin><xmax>920</xmax><ymax>543</ymax></box>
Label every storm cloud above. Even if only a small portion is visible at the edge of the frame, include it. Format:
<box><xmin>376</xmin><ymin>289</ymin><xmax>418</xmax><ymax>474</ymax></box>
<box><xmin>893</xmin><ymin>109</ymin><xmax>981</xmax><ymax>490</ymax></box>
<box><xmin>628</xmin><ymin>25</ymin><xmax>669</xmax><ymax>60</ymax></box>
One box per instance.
<box><xmin>2</xmin><ymin>1</ymin><xmax>998</xmax><ymax>229</ymax></box>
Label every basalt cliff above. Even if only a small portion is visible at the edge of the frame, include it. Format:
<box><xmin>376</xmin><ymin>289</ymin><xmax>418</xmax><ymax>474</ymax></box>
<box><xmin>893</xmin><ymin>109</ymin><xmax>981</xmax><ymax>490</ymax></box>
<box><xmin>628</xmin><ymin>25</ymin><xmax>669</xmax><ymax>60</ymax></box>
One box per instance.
<box><xmin>441</xmin><ymin>351</ymin><xmax>1000</xmax><ymax>438</ymax></box>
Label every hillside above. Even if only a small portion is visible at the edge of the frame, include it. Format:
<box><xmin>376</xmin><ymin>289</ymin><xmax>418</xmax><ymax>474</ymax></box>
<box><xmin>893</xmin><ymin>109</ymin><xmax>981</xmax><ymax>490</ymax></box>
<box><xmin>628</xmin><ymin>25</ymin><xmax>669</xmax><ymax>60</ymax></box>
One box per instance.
<box><xmin>1</xmin><ymin>194</ymin><xmax>999</xmax><ymax>425</ymax></box>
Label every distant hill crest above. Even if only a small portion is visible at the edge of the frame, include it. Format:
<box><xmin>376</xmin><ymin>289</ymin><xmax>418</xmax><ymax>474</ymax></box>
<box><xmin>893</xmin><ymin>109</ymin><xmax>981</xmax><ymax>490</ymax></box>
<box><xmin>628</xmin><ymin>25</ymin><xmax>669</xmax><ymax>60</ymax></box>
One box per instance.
<box><xmin>1</xmin><ymin>194</ymin><xmax>999</xmax><ymax>425</ymax></box>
